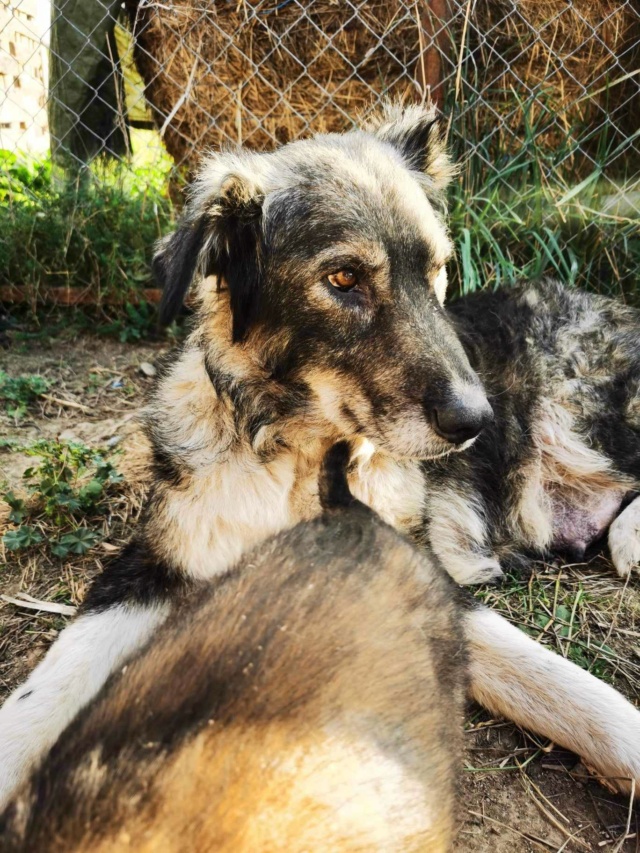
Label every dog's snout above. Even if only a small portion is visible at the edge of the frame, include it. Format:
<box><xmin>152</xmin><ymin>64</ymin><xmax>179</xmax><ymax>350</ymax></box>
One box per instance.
<box><xmin>427</xmin><ymin>387</ymin><xmax>494</xmax><ymax>445</ymax></box>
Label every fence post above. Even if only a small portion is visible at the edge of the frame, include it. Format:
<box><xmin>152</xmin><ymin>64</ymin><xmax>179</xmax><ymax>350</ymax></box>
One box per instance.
<box><xmin>48</xmin><ymin>0</ymin><xmax>129</xmax><ymax>182</ymax></box>
<box><xmin>416</xmin><ymin>0</ymin><xmax>451</xmax><ymax>107</ymax></box>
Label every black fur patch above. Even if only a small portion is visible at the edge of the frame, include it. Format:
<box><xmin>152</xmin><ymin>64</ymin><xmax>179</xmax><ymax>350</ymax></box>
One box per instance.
<box><xmin>318</xmin><ymin>442</ymin><xmax>357</xmax><ymax>510</ymax></box>
<box><xmin>156</xmin><ymin>192</ymin><xmax>264</xmax><ymax>341</ymax></box>
<box><xmin>216</xmin><ymin>196</ymin><xmax>264</xmax><ymax>343</ymax></box>
<box><xmin>81</xmin><ymin>538</ymin><xmax>189</xmax><ymax>613</ymax></box>
<box><xmin>156</xmin><ymin>218</ymin><xmax>208</xmax><ymax>326</ymax></box>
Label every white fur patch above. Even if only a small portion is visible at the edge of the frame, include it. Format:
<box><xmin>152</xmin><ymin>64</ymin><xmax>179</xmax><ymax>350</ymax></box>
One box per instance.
<box><xmin>272</xmin><ymin>733</ymin><xmax>441</xmax><ymax>851</ymax></box>
<box><xmin>609</xmin><ymin>495</ymin><xmax>640</xmax><ymax>577</ymax></box>
<box><xmin>350</xmin><ymin>449</ymin><xmax>424</xmax><ymax>533</ymax></box>
<box><xmin>467</xmin><ymin>607</ymin><xmax>640</xmax><ymax>795</ymax></box>
<box><xmin>537</xmin><ymin>400</ymin><xmax>625</xmax><ymax>492</ymax></box>
<box><xmin>0</xmin><ymin>604</ymin><xmax>168</xmax><ymax>807</ymax></box>
<box><xmin>158</xmin><ymin>449</ymin><xmax>298</xmax><ymax>580</ymax></box>
<box><xmin>427</xmin><ymin>490</ymin><xmax>503</xmax><ymax>585</ymax></box>
<box><xmin>433</xmin><ymin>267</ymin><xmax>448</xmax><ymax>306</ymax></box>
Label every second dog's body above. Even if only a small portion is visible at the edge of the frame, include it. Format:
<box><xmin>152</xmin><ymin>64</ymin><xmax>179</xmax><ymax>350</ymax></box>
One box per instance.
<box><xmin>422</xmin><ymin>278</ymin><xmax>640</xmax><ymax>584</ymax></box>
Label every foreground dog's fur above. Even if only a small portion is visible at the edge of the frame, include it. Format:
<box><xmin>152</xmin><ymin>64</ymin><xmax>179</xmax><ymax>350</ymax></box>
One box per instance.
<box><xmin>1</xmin><ymin>102</ymin><xmax>639</xmax><ymax>805</ymax></box>
<box><xmin>0</xmin><ymin>445</ymin><xmax>467</xmax><ymax>852</ymax></box>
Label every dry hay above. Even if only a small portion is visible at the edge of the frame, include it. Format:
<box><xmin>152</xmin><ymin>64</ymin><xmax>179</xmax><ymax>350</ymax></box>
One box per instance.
<box><xmin>466</xmin><ymin>0</ymin><xmax>640</xmax><ymax>169</ymax></box>
<box><xmin>124</xmin><ymin>0</ymin><xmax>639</xmax><ymax>174</ymax></box>
<box><xmin>124</xmin><ymin>0</ymin><xmax>423</xmax><ymax>168</ymax></box>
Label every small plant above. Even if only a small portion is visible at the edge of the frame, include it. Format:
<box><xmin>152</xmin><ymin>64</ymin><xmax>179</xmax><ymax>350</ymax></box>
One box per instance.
<box><xmin>1</xmin><ymin>439</ymin><xmax>123</xmax><ymax>559</ymax></box>
<box><xmin>0</xmin><ymin>371</ymin><xmax>51</xmax><ymax>418</ymax></box>
<box><xmin>97</xmin><ymin>300</ymin><xmax>157</xmax><ymax>343</ymax></box>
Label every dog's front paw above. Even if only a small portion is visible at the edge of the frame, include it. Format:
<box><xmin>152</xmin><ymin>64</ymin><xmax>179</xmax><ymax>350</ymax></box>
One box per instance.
<box><xmin>450</xmin><ymin>556</ymin><xmax>505</xmax><ymax>586</ymax></box>
<box><xmin>609</xmin><ymin>497</ymin><xmax>640</xmax><ymax>578</ymax></box>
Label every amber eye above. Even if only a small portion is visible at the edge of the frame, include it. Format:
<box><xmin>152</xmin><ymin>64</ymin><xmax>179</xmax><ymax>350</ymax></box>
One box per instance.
<box><xmin>327</xmin><ymin>269</ymin><xmax>359</xmax><ymax>291</ymax></box>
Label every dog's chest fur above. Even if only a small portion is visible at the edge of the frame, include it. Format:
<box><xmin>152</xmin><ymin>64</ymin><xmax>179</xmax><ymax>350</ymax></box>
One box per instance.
<box><xmin>149</xmin><ymin>447</ymin><xmax>424</xmax><ymax>582</ymax></box>
<box><xmin>145</xmin><ymin>349</ymin><xmax>425</xmax><ymax>581</ymax></box>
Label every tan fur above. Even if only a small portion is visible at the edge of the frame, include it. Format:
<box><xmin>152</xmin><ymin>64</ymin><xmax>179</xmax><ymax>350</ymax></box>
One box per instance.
<box><xmin>3</xmin><ymin>510</ymin><xmax>464</xmax><ymax>853</ymax></box>
<box><xmin>512</xmin><ymin>399</ymin><xmax>633</xmax><ymax>551</ymax></box>
<box><xmin>86</xmin><ymin>729</ymin><xmax>450</xmax><ymax>853</ymax></box>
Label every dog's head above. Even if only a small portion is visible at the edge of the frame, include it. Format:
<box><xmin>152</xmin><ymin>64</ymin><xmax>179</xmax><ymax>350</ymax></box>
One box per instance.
<box><xmin>155</xmin><ymin>102</ymin><xmax>492</xmax><ymax>459</ymax></box>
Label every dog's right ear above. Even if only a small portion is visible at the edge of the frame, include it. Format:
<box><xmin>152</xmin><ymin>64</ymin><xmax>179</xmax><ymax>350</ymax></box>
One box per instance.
<box><xmin>155</xmin><ymin>170</ymin><xmax>265</xmax><ymax>341</ymax></box>
<box><xmin>366</xmin><ymin>100</ymin><xmax>457</xmax><ymax>193</ymax></box>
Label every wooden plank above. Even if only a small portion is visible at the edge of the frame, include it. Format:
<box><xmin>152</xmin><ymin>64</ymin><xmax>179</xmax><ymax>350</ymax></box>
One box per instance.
<box><xmin>416</xmin><ymin>0</ymin><xmax>452</xmax><ymax>108</ymax></box>
<box><xmin>0</xmin><ymin>286</ymin><xmax>163</xmax><ymax>306</ymax></box>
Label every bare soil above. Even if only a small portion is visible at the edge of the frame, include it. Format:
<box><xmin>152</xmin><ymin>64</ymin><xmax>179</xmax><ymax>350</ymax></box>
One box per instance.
<box><xmin>1</xmin><ymin>333</ymin><xmax>638</xmax><ymax>851</ymax></box>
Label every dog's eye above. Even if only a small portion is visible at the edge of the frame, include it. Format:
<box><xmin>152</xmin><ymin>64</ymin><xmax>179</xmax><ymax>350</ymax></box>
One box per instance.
<box><xmin>327</xmin><ymin>269</ymin><xmax>359</xmax><ymax>292</ymax></box>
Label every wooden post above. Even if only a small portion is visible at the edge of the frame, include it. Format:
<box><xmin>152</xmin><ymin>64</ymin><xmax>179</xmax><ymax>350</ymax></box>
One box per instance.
<box><xmin>416</xmin><ymin>0</ymin><xmax>451</xmax><ymax>108</ymax></box>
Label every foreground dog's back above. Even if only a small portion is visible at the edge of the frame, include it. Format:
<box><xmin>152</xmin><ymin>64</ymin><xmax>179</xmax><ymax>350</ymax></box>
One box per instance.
<box><xmin>1</xmin><ymin>445</ymin><xmax>466</xmax><ymax>853</ymax></box>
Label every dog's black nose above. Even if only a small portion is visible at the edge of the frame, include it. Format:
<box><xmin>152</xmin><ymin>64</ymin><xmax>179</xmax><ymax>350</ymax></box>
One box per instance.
<box><xmin>428</xmin><ymin>388</ymin><xmax>494</xmax><ymax>445</ymax></box>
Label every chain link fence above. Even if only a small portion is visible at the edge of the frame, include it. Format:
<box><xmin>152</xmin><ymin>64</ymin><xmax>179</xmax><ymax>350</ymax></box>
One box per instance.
<box><xmin>0</xmin><ymin>0</ymin><xmax>639</xmax><ymax>308</ymax></box>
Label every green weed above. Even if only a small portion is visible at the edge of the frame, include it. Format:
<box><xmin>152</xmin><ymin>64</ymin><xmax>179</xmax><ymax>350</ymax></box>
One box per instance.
<box><xmin>96</xmin><ymin>300</ymin><xmax>157</xmax><ymax>342</ymax></box>
<box><xmin>1</xmin><ymin>439</ymin><xmax>123</xmax><ymax>560</ymax></box>
<box><xmin>0</xmin><ymin>371</ymin><xmax>51</xmax><ymax>418</ymax></box>
<box><xmin>446</xmin><ymin>92</ymin><xmax>640</xmax><ymax>300</ymax></box>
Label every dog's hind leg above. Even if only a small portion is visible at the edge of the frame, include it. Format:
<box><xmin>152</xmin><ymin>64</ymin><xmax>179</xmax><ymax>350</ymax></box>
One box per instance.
<box><xmin>0</xmin><ymin>603</ymin><xmax>168</xmax><ymax>807</ymax></box>
<box><xmin>466</xmin><ymin>605</ymin><xmax>640</xmax><ymax>795</ymax></box>
<box><xmin>608</xmin><ymin>494</ymin><xmax>640</xmax><ymax>578</ymax></box>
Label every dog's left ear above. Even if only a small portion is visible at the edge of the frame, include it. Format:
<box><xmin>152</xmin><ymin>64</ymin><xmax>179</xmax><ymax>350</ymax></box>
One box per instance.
<box><xmin>368</xmin><ymin>102</ymin><xmax>456</xmax><ymax>191</ymax></box>
<box><xmin>155</xmin><ymin>171</ymin><xmax>264</xmax><ymax>343</ymax></box>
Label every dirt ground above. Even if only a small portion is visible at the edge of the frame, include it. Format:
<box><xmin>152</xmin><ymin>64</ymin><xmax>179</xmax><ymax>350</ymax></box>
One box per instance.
<box><xmin>1</xmin><ymin>332</ymin><xmax>639</xmax><ymax>851</ymax></box>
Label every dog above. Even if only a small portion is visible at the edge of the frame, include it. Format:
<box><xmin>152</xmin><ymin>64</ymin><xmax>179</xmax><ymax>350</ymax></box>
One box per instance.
<box><xmin>0</xmin><ymin>443</ymin><xmax>467</xmax><ymax>852</ymax></box>
<box><xmin>420</xmin><ymin>278</ymin><xmax>640</xmax><ymax>584</ymax></box>
<box><xmin>0</xmin><ymin>102</ymin><xmax>639</xmax><ymax>807</ymax></box>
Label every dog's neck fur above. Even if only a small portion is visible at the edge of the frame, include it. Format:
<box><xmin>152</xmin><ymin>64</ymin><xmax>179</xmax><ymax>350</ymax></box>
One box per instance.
<box><xmin>143</xmin><ymin>294</ymin><xmax>425</xmax><ymax>580</ymax></box>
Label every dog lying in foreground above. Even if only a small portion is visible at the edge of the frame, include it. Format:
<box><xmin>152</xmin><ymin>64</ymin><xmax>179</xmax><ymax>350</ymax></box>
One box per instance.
<box><xmin>0</xmin><ymin>101</ymin><xmax>639</xmax><ymax>805</ymax></box>
<box><xmin>1</xmin><ymin>443</ymin><xmax>467</xmax><ymax>852</ymax></box>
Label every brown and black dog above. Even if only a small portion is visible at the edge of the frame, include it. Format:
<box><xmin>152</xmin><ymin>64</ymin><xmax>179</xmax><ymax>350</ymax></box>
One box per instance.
<box><xmin>1</xmin><ymin>444</ymin><xmax>466</xmax><ymax>852</ymax></box>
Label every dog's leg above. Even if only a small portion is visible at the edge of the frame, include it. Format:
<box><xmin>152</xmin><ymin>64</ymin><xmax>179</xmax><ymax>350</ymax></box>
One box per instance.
<box><xmin>466</xmin><ymin>605</ymin><xmax>640</xmax><ymax>795</ymax></box>
<box><xmin>608</xmin><ymin>494</ymin><xmax>640</xmax><ymax>578</ymax></box>
<box><xmin>427</xmin><ymin>490</ymin><xmax>504</xmax><ymax>585</ymax></box>
<box><xmin>0</xmin><ymin>603</ymin><xmax>168</xmax><ymax>807</ymax></box>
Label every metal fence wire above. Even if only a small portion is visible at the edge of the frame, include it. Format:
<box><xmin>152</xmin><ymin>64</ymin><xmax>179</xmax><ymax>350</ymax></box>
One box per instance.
<box><xmin>1</xmin><ymin>0</ymin><xmax>639</xmax><ymax>298</ymax></box>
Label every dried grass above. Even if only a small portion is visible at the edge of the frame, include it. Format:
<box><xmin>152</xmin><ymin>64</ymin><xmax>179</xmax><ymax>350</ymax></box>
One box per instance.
<box><xmin>125</xmin><ymin>0</ymin><xmax>422</xmax><ymax>167</ymax></box>
<box><xmin>467</xmin><ymin>0</ymin><xmax>639</xmax><ymax>163</ymax></box>
<box><xmin>124</xmin><ymin>0</ymin><xmax>639</xmax><ymax>171</ymax></box>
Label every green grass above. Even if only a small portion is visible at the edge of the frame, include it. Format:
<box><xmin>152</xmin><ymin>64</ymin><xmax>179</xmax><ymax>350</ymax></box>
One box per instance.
<box><xmin>475</xmin><ymin>563</ymin><xmax>640</xmax><ymax>695</ymax></box>
<box><xmin>0</xmin><ymin>145</ymin><xmax>174</xmax><ymax>309</ymax></box>
<box><xmin>1</xmin><ymin>99</ymin><xmax>637</xmax><ymax>322</ymax></box>
<box><xmin>446</xmin><ymin>93</ymin><xmax>640</xmax><ymax>301</ymax></box>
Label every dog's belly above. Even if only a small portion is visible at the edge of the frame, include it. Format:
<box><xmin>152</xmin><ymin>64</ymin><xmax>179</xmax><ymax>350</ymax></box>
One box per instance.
<box><xmin>550</xmin><ymin>487</ymin><xmax>627</xmax><ymax>558</ymax></box>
